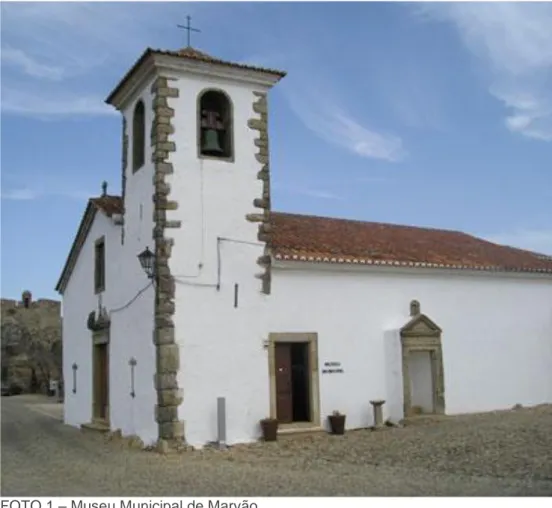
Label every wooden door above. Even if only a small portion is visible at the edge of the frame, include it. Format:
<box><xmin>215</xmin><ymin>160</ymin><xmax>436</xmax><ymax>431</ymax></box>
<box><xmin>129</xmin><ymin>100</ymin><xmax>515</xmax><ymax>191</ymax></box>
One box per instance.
<box><xmin>94</xmin><ymin>344</ymin><xmax>109</xmax><ymax>421</ymax></box>
<box><xmin>275</xmin><ymin>343</ymin><xmax>293</xmax><ymax>423</ymax></box>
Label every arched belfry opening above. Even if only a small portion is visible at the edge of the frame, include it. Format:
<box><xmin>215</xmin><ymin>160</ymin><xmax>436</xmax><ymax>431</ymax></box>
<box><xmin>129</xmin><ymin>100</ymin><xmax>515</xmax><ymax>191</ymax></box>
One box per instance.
<box><xmin>132</xmin><ymin>99</ymin><xmax>145</xmax><ymax>172</ymax></box>
<box><xmin>198</xmin><ymin>89</ymin><xmax>233</xmax><ymax>160</ymax></box>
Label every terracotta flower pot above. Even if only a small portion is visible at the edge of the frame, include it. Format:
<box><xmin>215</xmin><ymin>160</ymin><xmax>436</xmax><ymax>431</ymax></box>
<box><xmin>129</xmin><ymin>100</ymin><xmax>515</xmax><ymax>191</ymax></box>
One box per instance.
<box><xmin>328</xmin><ymin>413</ymin><xmax>346</xmax><ymax>435</ymax></box>
<box><xmin>260</xmin><ymin>418</ymin><xmax>278</xmax><ymax>441</ymax></box>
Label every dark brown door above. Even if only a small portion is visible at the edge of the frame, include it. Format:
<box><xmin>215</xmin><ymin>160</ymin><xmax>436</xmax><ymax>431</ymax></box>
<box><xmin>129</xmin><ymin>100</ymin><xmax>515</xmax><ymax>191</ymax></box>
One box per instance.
<box><xmin>275</xmin><ymin>343</ymin><xmax>293</xmax><ymax>423</ymax></box>
<box><xmin>94</xmin><ymin>344</ymin><xmax>109</xmax><ymax>421</ymax></box>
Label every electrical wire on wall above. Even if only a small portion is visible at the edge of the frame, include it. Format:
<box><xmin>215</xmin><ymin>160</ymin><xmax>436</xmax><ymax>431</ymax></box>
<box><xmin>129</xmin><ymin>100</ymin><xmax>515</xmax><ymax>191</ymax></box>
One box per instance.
<box><xmin>174</xmin><ymin>236</ymin><xmax>263</xmax><ymax>290</ymax></box>
<box><xmin>174</xmin><ymin>278</ymin><xmax>218</xmax><ymax>288</ymax></box>
<box><xmin>216</xmin><ymin>236</ymin><xmax>264</xmax><ymax>291</ymax></box>
<box><xmin>109</xmin><ymin>281</ymin><xmax>154</xmax><ymax>314</ymax></box>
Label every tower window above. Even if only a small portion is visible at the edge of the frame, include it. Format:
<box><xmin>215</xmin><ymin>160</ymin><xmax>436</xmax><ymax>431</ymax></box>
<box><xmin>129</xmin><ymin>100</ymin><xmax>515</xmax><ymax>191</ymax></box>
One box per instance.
<box><xmin>94</xmin><ymin>237</ymin><xmax>106</xmax><ymax>293</ymax></box>
<box><xmin>198</xmin><ymin>89</ymin><xmax>233</xmax><ymax>160</ymax></box>
<box><xmin>132</xmin><ymin>100</ymin><xmax>145</xmax><ymax>172</ymax></box>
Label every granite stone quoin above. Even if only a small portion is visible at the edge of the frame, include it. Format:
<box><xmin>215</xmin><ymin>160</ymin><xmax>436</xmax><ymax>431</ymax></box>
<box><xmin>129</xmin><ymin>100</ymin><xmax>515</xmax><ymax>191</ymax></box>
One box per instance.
<box><xmin>150</xmin><ymin>76</ymin><xmax>185</xmax><ymax>445</ymax></box>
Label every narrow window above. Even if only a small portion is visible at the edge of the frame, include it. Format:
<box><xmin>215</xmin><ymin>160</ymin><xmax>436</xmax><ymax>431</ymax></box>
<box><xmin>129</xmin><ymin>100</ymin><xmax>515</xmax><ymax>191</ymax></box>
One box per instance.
<box><xmin>198</xmin><ymin>90</ymin><xmax>233</xmax><ymax>160</ymax></box>
<box><xmin>132</xmin><ymin>100</ymin><xmax>145</xmax><ymax>172</ymax></box>
<box><xmin>94</xmin><ymin>238</ymin><xmax>106</xmax><ymax>293</ymax></box>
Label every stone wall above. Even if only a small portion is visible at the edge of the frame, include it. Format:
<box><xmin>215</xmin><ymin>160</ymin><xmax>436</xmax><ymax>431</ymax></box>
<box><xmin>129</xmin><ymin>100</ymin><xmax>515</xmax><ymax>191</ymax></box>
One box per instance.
<box><xmin>1</xmin><ymin>292</ymin><xmax>62</xmax><ymax>393</ymax></box>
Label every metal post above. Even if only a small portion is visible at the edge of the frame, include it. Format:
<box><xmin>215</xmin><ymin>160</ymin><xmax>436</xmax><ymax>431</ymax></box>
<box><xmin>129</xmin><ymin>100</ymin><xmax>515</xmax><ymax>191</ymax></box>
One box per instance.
<box><xmin>217</xmin><ymin>397</ymin><xmax>227</xmax><ymax>449</ymax></box>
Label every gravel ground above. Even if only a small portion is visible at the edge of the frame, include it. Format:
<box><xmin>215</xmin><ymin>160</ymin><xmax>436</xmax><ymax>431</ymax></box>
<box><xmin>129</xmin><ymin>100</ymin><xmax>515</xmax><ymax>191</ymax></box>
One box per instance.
<box><xmin>2</xmin><ymin>395</ymin><xmax>552</xmax><ymax>496</ymax></box>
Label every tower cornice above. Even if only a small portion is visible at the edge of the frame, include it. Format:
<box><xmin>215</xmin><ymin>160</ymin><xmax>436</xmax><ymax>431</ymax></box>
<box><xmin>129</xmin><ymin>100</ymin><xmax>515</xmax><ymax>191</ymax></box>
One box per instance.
<box><xmin>106</xmin><ymin>48</ymin><xmax>285</xmax><ymax>111</ymax></box>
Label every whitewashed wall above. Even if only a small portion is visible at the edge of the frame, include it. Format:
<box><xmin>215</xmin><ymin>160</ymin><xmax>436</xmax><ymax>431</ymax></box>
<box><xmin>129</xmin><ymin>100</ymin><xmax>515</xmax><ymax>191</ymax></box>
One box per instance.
<box><xmin>111</xmin><ymin>82</ymin><xmax>157</xmax><ymax>445</ymax></box>
<box><xmin>62</xmin><ymin>211</ymin><xmax>121</xmax><ymax>428</ymax></box>
<box><xmin>161</xmin><ymin>72</ymin><xmax>270</xmax><ymax>448</ymax></box>
<box><xmin>173</xmin><ymin>257</ymin><xmax>552</xmax><ymax>448</ymax></box>
<box><xmin>63</xmin><ymin>82</ymin><xmax>157</xmax><ymax>445</ymax></box>
<box><xmin>269</xmin><ymin>265</ymin><xmax>552</xmax><ymax>429</ymax></box>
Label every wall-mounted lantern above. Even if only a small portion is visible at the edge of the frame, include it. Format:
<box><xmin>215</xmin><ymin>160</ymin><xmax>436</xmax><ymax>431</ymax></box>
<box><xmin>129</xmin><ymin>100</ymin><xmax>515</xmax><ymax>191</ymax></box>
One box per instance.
<box><xmin>137</xmin><ymin>247</ymin><xmax>155</xmax><ymax>280</ymax></box>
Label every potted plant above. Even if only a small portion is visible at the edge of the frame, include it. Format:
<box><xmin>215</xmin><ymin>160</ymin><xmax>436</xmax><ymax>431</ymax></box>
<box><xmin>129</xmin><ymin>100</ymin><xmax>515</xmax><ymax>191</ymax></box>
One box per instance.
<box><xmin>260</xmin><ymin>417</ymin><xmax>278</xmax><ymax>441</ymax></box>
<box><xmin>328</xmin><ymin>410</ymin><xmax>346</xmax><ymax>435</ymax></box>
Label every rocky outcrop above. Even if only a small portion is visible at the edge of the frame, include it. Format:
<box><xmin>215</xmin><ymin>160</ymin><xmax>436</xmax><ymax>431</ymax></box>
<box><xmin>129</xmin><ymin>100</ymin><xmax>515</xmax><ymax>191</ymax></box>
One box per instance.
<box><xmin>1</xmin><ymin>293</ymin><xmax>62</xmax><ymax>393</ymax></box>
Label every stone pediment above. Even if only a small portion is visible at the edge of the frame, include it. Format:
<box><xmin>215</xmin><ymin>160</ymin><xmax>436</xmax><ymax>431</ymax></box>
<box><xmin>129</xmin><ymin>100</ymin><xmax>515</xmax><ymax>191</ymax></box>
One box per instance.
<box><xmin>400</xmin><ymin>313</ymin><xmax>441</xmax><ymax>337</ymax></box>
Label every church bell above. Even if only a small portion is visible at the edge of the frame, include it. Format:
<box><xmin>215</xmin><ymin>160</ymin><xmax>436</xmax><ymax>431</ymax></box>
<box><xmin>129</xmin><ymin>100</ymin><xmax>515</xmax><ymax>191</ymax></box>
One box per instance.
<box><xmin>202</xmin><ymin>129</ymin><xmax>223</xmax><ymax>154</ymax></box>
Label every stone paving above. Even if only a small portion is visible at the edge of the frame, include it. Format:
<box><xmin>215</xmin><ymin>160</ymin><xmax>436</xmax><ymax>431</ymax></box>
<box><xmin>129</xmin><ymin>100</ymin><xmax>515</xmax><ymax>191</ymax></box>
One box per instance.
<box><xmin>2</xmin><ymin>395</ymin><xmax>552</xmax><ymax>496</ymax></box>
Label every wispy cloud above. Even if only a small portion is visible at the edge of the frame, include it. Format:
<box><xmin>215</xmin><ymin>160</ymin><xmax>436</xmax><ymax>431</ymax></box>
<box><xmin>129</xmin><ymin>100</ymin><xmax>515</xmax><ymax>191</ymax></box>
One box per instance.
<box><xmin>1</xmin><ymin>189</ymin><xmax>39</xmax><ymax>201</ymax></box>
<box><xmin>1</xmin><ymin>88</ymin><xmax>116</xmax><ymax>118</ymax></box>
<box><xmin>420</xmin><ymin>3</ymin><xmax>552</xmax><ymax>142</ymax></box>
<box><xmin>240</xmin><ymin>21</ymin><xmax>407</xmax><ymax>163</ymax></box>
<box><xmin>484</xmin><ymin>229</ymin><xmax>552</xmax><ymax>256</ymax></box>
<box><xmin>356</xmin><ymin>176</ymin><xmax>393</xmax><ymax>184</ymax></box>
<box><xmin>1</xmin><ymin>187</ymin><xmax>92</xmax><ymax>202</ymax></box>
<box><xmin>492</xmin><ymin>87</ymin><xmax>552</xmax><ymax>142</ymax></box>
<box><xmin>1</xmin><ymin>48</ymin><xmax>65</xmax><ymax>81</ymax></box>
<box><xmin>286</xmin><ymin>88</ymin><xmax>406</xmax><ymax>162</ymax></box>
<box><xmin>0</xmin><ymin>2</ymin><xmax>203</xmax><ymax>118</ymax></box>
<box><xmin>273</xmin><ymin>183</ymin><xmax>342</xmax><ymax>201</ymax></box>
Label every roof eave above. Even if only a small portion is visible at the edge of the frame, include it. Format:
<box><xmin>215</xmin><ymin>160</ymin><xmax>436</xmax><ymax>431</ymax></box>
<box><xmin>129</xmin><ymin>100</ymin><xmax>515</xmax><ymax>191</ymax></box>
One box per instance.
<box><xmin>272</xmin><ymin>254</ymin><xmax>552</xmax><ymax>277</ymax></box>
<box><xmin>106</xmin><ymin>49</ymin><xmax>285</xmax><ymax>111</ymax></box>
<box><xmin>153</xmin><ymin>52</ymin><xmax>285</xmax><ymax>89</ymax></box>
<box><xmin>105</xmin><ymin>48</ymin><xmax>156</xmax><ymax>110</ymax></box>
<box><xmin>55</xmin><ymin>202</ymin><xmax>97</xmax><ymax>295</ymax></box>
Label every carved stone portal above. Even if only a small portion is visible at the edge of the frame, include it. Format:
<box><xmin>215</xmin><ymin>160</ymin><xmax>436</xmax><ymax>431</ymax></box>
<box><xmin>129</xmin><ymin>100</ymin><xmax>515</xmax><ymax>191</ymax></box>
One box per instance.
<box><xmin>86</xmin><ymin>307</ymin><xmax>110</xmax><ymax>423</ymax></box>
<box><xmin>400</xmin><ymin>306</ymin><xmax>445</xmax><ymax>418</ymax></box>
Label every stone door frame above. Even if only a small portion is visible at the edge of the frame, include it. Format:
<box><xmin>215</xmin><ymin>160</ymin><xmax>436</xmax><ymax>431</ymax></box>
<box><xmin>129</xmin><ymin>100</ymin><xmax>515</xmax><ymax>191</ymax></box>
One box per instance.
<box><xmin>400</xmin><ymin>311</ymin><xmax>445</xmax><ymax>417</ymax></box>
<box><xmin>92</xmin><ymin>330</ymin><xmax>110</xmax><ymax>423</ymax></box>
<box><xmin>267</xmin><ymin>332</ymin><xmax>321</xmax><ymax>430</ymax></box>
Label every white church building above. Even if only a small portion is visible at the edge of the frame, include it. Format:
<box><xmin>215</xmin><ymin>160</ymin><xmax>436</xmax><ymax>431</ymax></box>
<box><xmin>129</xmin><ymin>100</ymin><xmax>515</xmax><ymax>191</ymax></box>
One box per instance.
<box><xmin>56</xmin><ymin>44</ymin><xmax>552</xmax><ymax>450</ymax></box>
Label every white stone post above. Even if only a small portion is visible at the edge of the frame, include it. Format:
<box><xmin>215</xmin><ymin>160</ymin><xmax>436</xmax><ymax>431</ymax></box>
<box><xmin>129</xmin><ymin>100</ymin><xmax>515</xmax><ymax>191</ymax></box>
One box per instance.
<box><xmin>370</xmin><ymin>399</ymin><xmax>386</xmax><ymax>429</ymax></box>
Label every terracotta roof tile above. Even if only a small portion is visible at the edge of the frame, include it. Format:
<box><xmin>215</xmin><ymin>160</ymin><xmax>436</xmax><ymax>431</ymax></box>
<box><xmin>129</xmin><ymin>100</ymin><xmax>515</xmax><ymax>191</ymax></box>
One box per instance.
<box><xmin>154</xmin><ymin>46</ymin><xmax>286</xmax><ymax>77</ymax></box>
<box><xmin>90</xmin><ymin>195</ymin><xmax>123</xmax><ymax>216</ymax></box>
<box><xmin>270</xmin><ymin>212</ymin><xmax>552</xmax><ymax>274</ymax></box>
<box><xmin>55</xmin><ymin>195</ymin><xmax>123</xmax><ymax>293</ymax></box>
<box><xmin>106</xmin><ymin>47</ymin><xmax>285</xmax><ymax>105</ymax></box>
<box><xmin>57</xmin><ymin>195</ymin><xmax>552</xmax><ymax>295</ymax></box>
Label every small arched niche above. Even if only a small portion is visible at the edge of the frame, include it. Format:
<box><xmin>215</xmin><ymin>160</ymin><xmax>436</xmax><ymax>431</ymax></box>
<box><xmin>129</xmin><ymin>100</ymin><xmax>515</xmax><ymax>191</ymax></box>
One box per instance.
<box><xmin>197</xmin><ymin>89</ymin><xmax>234</xmax><ymax>161</ymax></box>
<box><xmin>400</xmin><ymin>300</ymin><xmax>445</xmax><ymax>418</ymax></box>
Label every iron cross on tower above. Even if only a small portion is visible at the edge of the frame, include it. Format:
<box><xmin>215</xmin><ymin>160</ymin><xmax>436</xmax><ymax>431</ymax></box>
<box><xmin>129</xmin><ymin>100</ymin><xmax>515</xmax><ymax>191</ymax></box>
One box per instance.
<box><xmin>177</xmin><ymin>15</ymin><xmax>201</xmax><ymax>47</ymax></box>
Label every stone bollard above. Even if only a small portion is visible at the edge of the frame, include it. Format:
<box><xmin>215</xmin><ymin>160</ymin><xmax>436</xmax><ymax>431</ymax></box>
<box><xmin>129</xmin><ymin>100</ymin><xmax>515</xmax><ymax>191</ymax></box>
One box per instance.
<box><xmin>370</xmin><ymin>399</ymin><xmax>386</xmax><ymax>429</ymax></box>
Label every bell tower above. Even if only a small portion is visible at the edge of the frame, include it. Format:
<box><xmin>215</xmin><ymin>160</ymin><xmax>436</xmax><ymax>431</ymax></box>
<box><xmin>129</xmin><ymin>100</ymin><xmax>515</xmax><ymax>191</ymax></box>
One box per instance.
<box><xmin>106</xmin><ymin>38</ymin><xmax>285</xmax><ymax>446</ymax></box>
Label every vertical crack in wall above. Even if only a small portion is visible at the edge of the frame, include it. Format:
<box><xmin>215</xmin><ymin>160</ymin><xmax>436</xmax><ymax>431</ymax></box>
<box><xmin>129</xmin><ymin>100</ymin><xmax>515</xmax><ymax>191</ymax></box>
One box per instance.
<box><xmin>247</xmin><ymin>92</ymin><xmax>272</xmax><ymax>294</ymax></box>
<box><xmin>150</xmin><ymin>77</ymin><xmax>184</xmax><ymax>447</ymax></box>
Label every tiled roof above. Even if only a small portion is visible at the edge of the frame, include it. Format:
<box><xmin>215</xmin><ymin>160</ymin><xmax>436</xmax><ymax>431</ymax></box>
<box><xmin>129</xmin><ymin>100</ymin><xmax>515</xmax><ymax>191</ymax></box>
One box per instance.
<box><xmin>270</xmin><ymin>212</ymin><xmax>552</xmax><ymax>275</ymax></box>
<box><xmin>157</xmin><ymin>46</ymin><xmax>286</xmax><ymax>77</ymax></box>
<box><xmin>90</xmin><ymin>195</ymin><xmax>123</xmax><ymax>216</ymax></box>
<box><xmin>56</xmin><ymin>195</ymin><xmax>552</xmax><ymax>295</ymax></box>
<box><xmin>55</xmin><ymin>195</ymin><xmax>124</xmax><ymax>293</ymax></box>
<box><xmin>106</xmin><ymin>46</ymin><xmax>286</xmax><ymax>105</ymax></box>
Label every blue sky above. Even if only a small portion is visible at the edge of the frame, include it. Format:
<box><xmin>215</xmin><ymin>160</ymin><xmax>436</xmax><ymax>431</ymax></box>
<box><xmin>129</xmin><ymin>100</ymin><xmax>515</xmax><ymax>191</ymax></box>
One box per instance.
<box><xmin>2</xmin><ymin>1</ymin><xmax>552</xmax><ymax>301</ymax></box>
